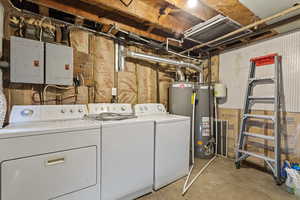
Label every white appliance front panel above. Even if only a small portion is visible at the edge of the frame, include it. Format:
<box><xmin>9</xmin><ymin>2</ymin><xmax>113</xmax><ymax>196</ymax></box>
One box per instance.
<box><xmin>88</xmin><ymin>103</ymin><xmax>133</xmax><ymax>114</ymax></box>
<box><xmin>9</xmin><ymin>105</ymin><xmax>88</xmax><ymax>124</ymax></box>
<box><xmin>0</xmin><ymin>129</ymin><xmax>101</xmax><ymax>200</ymax></box>
<box><xmin>154</xmin><ymin>119</ymin><xmax>190</xmax><ymax>190</ymax></box>
<box><xmin>134</xmin><ymin>104</ymin><xmax>167</xmax><ymax>115</ymax></box>
<box><xmin>101</xmin><ymin>121</ymin><xmax>154</xmax><ymax>200</ymax></box>
<box><xmin>1</xmin><ymin>146</ymin><xmax>97</xmax><ymax>200</ymax></box>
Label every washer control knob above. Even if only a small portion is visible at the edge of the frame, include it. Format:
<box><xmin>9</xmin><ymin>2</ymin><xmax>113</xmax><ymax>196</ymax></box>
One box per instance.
<box><xmin>121</xmin><ymin>106</ymin><xmax>126</xmax><ymax>111</ymax></box>
<box><xmin>60</xmin><ymin>109</ymin><xmax>66</xmax><ymax>114</ymax></box>
<box><xmin>21</xmin><ymin>109</ymin><xmax>34</xmax><ymax>116</ymax></box>
<box><xmin>157</xmin><ymin>105</ymin><xmax>163</xmax><ymax>111</ymax></box>
<box><xmin>70</xmin><ymin>109</ymin><xmax>74</xmax><ymax>113</ymax></box>
<box><xmin>78</xmin><ymin>109</ymin><xmax>83</xmax><ymax>113</ymax></box>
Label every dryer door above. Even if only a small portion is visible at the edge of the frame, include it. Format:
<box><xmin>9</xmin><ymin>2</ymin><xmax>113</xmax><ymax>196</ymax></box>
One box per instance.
<box><xmin>1</xmin><ymin>146</ymin><xmax>97</xmax><ymax>200</ymax></box>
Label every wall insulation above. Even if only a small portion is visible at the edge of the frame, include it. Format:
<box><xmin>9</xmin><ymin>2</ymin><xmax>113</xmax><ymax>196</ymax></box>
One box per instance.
<box><xmin>3</xmin><ymin>11</ymin><xmax>175</xmax><ymax>121</ymax></box>
<box><xmin>220</xmin><ymin>30</ymin><xmax>300</xmax><ymax>112</ymax></box>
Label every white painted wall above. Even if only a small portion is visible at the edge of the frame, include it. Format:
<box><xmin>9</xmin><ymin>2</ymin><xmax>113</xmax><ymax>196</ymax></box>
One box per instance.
<box><xmin>239</xmin><ymin>0</ymin><xmax>300</xmax><ymax>33</ymax></box>
<box><xmin>219</xmin><ymin>30</ymin><xmax>300</xmax><ymax>112</ymax></box>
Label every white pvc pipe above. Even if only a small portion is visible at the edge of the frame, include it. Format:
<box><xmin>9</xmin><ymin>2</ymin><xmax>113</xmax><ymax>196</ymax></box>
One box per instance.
<box><xmin>182</xmin><ymin>156</ymin><xmax>217</xmax><ymax>195</ymax></box>
<box><xmin>191</xmin><ymin>92</ymin><xmax>196</xmax><ymax>164</ymax></box>
<box><xmin>183</xmin><ymin>165</ymin><xmax>194</xmax><ymax>191</ymax></box>
<box><xmin>215</xmin><ymin>97</ymin><xmax>218</xmax><ymax>155</ymax></box>
<box><xmin>182</xmin><ymin>92</ymin><xmax>196</xmax><ymax>193</ymax></box>
<box><xmin>182</xmin><ymin>94</ymin><xmax>218</xmax><ymax>195</ymax></box>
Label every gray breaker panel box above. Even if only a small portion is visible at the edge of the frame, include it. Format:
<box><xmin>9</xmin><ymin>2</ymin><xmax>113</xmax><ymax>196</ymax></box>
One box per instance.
<box><xmin>45</xmin><ymin>43</ymin><xmax>73</xmax><ymax>86</ymax></box>
<box><xmin>10</xmin><ymin>36</ymin><xmax>73</xmax><ymax>85</ymax></box>
<box><xmin>10</xmin><ymin>36</ymin><xmax>44</xmax><ymax>84</ymax></box>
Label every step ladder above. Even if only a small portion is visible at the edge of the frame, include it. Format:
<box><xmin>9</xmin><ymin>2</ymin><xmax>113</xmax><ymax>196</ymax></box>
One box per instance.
<box><xmin>235</xmin><ymin>53</ymin><xmax>282</xmax><ymax>184</ymax></box>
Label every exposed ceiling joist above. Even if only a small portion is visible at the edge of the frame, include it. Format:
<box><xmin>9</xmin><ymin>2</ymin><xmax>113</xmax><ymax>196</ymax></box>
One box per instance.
<box><xmin>79</xmin><ymin>0</ymin><xmax>194</xmax><ymax>34</ymax></box>
<box><xmin>200</xmin><ymin>0</ymin><xmax>259</xmax><ymax>25</ymax></box>
<box><xmin>181</xmin><ymin>4</ymin><xmax>300</xmax><ymax>54</ymax></box>
<box><xmin>163</xmin><ymin>0</ymin><xmax>218</xmax><ymax>21</ymax></box>
<box><xmin>28</xmin><ymin>0</ymin><xmax>166</xmax><ymax>42</ymax></box>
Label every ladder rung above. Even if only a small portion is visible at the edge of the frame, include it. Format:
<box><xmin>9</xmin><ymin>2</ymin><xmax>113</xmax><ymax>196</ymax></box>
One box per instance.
<box><xmin>248</xmin><ymin>96</ymin><xmax>275</xmax><ymax>102</ymax></box>
<box><xmin>243</xmin><ymin>132</ymin><xmax>275</xmax><ymax>140</ymax></box>
<box><xmin>237</xmin><ymin>150</ymin><xmax>275</xmax><ymax>162</ymax></box>
<box><xmin>244</xmin><ymin>114</ymin><xmax>275</xmax><ymax>121</ymax></box>
<box><xmin>249</xmin><ymin>77</ymin><xmax>275</xmax><ymax>83</ymax></box>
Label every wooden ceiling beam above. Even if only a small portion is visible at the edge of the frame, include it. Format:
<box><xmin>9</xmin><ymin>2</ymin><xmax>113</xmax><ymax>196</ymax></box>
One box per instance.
<box><xmin>79</xmin><ymin>0</ymin><xmax>193</xmax><ymax>34</ymax></box>
<box><xmin>28</xmin><ymin>0</ymin><xmax>166</xmax><ymax>42</ymax></box>
<box><xmin>162</xmin><ymin>0</ymin><xmax>218</xmax><ymax>21</ymax></box>
<box><xmin>200</xmin><ymin>0</ymin><xmax>259</xmax><ymax>26</ymax></box>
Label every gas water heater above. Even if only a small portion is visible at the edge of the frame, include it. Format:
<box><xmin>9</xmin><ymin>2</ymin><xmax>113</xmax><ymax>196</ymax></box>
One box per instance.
<box><xmin>169</xmin><ymin>82</ymin><xmax>214</xmax><ymax>158</ymax></box>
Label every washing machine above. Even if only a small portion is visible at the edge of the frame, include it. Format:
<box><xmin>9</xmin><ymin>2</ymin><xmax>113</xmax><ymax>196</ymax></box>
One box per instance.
<box><xmin>0</xmin><ymin>105</ymin><xmax>101</xmax><ymax>200</ymax></box>
<box><xmin>87</xmin><ymin>103</ymin><xmax>154</xmax><ymax>200</ymax></box>
<box><xmin>134</xmin><ymin>103</ymin><xmax>190</xmax><ymax>190</ymax></box>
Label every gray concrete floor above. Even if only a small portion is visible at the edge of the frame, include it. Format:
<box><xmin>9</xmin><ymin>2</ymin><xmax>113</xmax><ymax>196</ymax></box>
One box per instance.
<box><xmin>139</xmin><ymin>157</ymin><xmax>297</xmax><ymax>200</ymax></box>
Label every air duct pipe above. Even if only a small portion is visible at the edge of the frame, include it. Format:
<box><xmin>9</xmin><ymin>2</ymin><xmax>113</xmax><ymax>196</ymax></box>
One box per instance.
<box><xmin>126</xmin><ymin>51</ymin><xmax>201</xmax><ymax>71</ymax></box>
<box><xmin>176</xmin><ymin>68</ymin><xmax>185</xmax><ymax>82</ymax></box>
<box><xmin>115</xmin><ymin>42</ymin><xmax>125</xmax><ymax>72</ymax></box>
<box><xmin>122</xmin><ymin>48</ymin><xmax>203</xmax><ymax>82</ymax></box>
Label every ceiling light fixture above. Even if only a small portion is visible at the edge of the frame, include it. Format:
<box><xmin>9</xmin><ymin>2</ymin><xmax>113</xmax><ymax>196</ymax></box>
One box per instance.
<box><xmin>187</xmin><ymin>0</ymin><xmax>198</xmax><ymax>8</ymax></box>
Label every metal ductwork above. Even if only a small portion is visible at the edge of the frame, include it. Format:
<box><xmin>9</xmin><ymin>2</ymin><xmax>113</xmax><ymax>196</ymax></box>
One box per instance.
<box><xmin>176</xmin><ymin>68</ymin><xmax>185</xmax><ymax>82</ymax></box>
<box><xmin>115</xmin><ymin>42</ymin><xmax>203</xmax><ymax>82</ymax></box>
<box><xmin>115</xmin><ymin>42</ymin><xmax>125</xmax><ymax>72</ymax></box>
<box><xmin>126</xmin><ymin>51</ymin><xmax>202</xmax><ymax>71</ymax></box>
<box><xmin>183</xmin><ymin>14</ymin><xmax>252</xmax><ymax>47</ymax></box>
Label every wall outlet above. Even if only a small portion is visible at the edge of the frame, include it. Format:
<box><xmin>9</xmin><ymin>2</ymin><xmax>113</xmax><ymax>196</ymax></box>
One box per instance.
<box><xmin>112</xmin><ymin>88</ymin><xmax>117</xmax><ymax>96</ymax></box>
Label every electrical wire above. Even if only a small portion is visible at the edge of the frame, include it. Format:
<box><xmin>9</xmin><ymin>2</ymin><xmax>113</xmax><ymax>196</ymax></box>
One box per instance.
<box><xmin>119</xmin><ymin>0</ymin><xmax>134</xmax><ymax>7</ymax></box>
<box><xmin>43</xmin><ymin>85</ymin><xmax>74</xmax><ymax>104</ymax></box>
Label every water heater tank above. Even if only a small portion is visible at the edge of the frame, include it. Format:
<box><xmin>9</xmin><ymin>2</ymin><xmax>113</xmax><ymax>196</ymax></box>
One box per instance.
<box><xmin>194</xmin><ymin>84</ymin><xmax>214</xmax><ymax>158</ymax></box>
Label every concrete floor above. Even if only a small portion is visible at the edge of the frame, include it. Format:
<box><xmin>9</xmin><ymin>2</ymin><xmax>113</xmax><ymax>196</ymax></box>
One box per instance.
<box><xmin>139</xmin><ymin>157</ymin><xmax>297</xmax><ymax>200</ymax></box>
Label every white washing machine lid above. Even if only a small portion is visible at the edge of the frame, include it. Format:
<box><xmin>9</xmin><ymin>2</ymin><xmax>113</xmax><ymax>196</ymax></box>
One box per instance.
<box><xmin>136</xmin><ymin>113</ymin><xmax>190</xmax><ymax>124</ymax></box>
<box><xmin>0</xmin><ymin>119</ymin><xmax>100</xmax><ymax>139</ymax></box>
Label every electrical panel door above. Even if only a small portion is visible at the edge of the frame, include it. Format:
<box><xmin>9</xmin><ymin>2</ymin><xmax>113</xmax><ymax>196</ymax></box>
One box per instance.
<box><xmin>45</xmin><ymin>43</ymin><xmax>73</xmax><ymax>85</ymax></box>
<box><xmin>10</xmin><ymin>36</ymin><xmax>44</xmax><ymax>84</ymax></box>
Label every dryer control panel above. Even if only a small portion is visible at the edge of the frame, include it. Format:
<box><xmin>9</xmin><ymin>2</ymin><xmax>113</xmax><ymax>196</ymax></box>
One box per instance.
<box><xmin>87</xmin><ymin>104</ymin><xmax>133</xmax><ymax>115</ymax></box>
<box><xmin>134</xmin><ymin>104</ymin><xmax>167</xmax><ymax>115</ymax></box>
<box><xmin>9</xmin><ymin>105</ymin><xmax>88</xmax><ymax>124</ymax></box>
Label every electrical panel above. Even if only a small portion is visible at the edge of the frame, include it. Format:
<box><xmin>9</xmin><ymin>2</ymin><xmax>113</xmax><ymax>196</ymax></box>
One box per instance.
<box><xmin>10</xmin><ymin>36</ymin><xmax>44</xmax><ymax>84</ymax></box>
<box><xmin>10</xmin><ymin>36</ymin><xmax>74</xmax><ymax>85</ymax></box>
<box><xmin>45</xmin><ymin>43</ymin><xmax>73</xmax><ymax>85</ymax></box>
